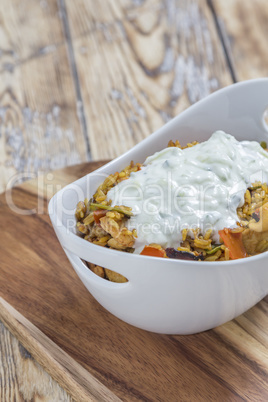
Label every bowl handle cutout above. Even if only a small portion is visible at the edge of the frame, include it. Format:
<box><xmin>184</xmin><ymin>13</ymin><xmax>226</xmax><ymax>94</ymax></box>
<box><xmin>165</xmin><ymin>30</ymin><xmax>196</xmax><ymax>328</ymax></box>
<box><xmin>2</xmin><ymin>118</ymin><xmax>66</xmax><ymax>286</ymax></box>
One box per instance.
<box><xmin>64</xmin><ymin>249</ymin><xmax>131</xmax><ymax>289</ymax></box>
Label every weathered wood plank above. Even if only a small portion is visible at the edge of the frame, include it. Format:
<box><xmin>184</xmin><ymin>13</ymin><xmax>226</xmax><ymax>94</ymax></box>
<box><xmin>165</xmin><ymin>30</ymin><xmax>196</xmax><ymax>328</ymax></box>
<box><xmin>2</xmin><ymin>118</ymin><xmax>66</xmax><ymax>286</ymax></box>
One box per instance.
<box><xmin>211</xmin><ymin>0</ymin><xmax>268</xmax><ymax>80</ymax></box>
<box><xmin>0</xmin><ymin>0</ymin><xmax>64</xmax><ymax>67</ymax></box>
<box><xmin>66</xmin><ymin>0</ymin><xmax>233</xmax><ymax>160</ymax></box>
<box><xmin>0</xmin><ymin>322</ymin><xmax>73</xmax><ymax>402</ymax></box>
<box><xmin>0</xmin><ymin>45</ymin><xmax>88</xmax><ymax>194</ymax></box>
<box><xmin>0</xmin><ymin>0</ymin><xmax>91</xmax><ymax>195</ymax></box>
<box><xmin>58</xmin><ymin>0</ymin><xmax>91</xmax><ymax>159</ymax></box>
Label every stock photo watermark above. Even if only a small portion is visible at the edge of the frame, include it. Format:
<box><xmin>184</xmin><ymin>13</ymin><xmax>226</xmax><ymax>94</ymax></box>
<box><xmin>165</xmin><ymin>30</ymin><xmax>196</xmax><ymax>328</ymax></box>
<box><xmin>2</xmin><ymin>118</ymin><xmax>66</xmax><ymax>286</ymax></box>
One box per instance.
<box><xmin>4</xmin><ymin>168</ymin><xmax>266</xmax><ymax>236</ymax></box>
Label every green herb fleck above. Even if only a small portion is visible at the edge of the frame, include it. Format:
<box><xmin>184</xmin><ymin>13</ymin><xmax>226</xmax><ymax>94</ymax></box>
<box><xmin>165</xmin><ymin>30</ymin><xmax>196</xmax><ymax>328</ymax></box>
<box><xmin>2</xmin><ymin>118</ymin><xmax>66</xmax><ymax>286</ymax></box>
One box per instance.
<box><xmin>206</xmin><ymin>245</ymin><xmax>222</xmax><ymax>255</ymax></box>
<box><xmin>249</xmin><ymin>185</ymin><xmax>262</xmax><ymax>191</ymax></box>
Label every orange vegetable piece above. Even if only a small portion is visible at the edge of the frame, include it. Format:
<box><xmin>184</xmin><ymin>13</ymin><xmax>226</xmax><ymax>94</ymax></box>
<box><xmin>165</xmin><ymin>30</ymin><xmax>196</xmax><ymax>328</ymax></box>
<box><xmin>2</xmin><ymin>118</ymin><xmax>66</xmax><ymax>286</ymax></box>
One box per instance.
<box><xmin>93</xmin><ymin>210</ymin><xmax>107</xmax><ymax>224</ymax></box>
<box><xmin>140</xmin><ymin>246</ymin><xmax>166</xmax><ymax>258</ymax></box>
<box><xmin>218</xmin><ymin>229</ymin><xmax>248</xmax><ymax>260</ymax></box>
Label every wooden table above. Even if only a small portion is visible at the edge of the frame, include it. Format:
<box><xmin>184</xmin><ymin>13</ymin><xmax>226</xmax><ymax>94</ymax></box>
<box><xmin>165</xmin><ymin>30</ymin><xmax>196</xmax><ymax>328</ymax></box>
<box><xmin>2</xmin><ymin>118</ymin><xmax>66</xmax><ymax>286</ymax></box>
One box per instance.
<box><xmin>0</xmin><ymin>0</ymin><xmax>267</xmax><ymax>400</ymax></box>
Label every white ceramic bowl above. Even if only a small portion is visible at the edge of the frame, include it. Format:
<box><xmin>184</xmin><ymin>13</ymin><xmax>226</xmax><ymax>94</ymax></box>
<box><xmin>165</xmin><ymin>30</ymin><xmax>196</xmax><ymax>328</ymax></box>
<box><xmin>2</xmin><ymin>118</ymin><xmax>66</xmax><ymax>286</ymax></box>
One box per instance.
<box><xmin>49</xmin><ymin>79</ymin><xmax>268</xmax><ymax>334</ymax></box>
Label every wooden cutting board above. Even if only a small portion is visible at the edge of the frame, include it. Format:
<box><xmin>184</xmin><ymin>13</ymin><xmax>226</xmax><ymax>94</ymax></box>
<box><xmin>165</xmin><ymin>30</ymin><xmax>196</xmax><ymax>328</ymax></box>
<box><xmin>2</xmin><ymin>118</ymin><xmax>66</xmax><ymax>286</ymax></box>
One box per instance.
<box><xmin>0</xmin><ymin>162</ymin><xmax>267</xmax><ymax>401</ymax></box>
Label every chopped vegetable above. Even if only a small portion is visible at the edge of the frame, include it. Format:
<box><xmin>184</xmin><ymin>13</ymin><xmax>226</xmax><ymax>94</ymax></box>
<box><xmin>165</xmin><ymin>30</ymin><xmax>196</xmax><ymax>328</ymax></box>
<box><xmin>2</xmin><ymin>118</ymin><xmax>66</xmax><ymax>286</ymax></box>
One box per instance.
<box><xmin>260</xmin><ymin>141</ymin><xmax>267</xmax><ymax>149</ymax></box>
<box><xmin>206</xmin><ymin>245</ymin><xmax>222</xmax><ymax>255</ymax></box>
<box><xmin>218</xmin><ymin>229</ymin><xmax>248</xmax><ymax>259</ymax></box>
<box><xmin>140</xmin><ymin>246</ymin><xmax>166</xmax><ymax>258</ymax></box>
<box><xmin>93</xmin><ymin>210</ymin><xmax>107</xmax><ymax>224</ymax></box>
<box><xmin>249</xmin><ymin>185</ymin><xmax>262</xmax><ymax>191</ymax></box>
<box><xmin>165</xmin><ymin>248</ymin><xmax>204</xmax><ymax>261</ymax></box>
<box><xmin>89</xmin><ymin>202</ymin><xmax>133</xmax><ymax>217</ymax></box>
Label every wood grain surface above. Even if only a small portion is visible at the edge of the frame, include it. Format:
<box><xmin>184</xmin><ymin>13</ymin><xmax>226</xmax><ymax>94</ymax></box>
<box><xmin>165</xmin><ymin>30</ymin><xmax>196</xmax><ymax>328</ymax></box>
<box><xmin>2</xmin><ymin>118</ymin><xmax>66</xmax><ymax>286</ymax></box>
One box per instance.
<box><xmin>0</xmin><ymin>0</ymin><xmax>234</xmax><ymax>194</ymax></box>
<box><xmin>0</xmin><ymin>297</ymin><xmax>120</xmax><ymax>402</ymax></box>
<box><xmin>67</xmin><ymin>0</ymin><xmax>232</xmax><ymax>160</ymax></box>
<box><xmin>0</xmin><ymin>161</ymin><xmax>267</xmax><ymax>401</ymax></box>
<box><xmin>0</xmin><ymin>0</ymin><xmax>88</xmax><ymax>195</ymax></box>
<box><xmin>0</xmin><ymin>322</ymin><xmax>73</xmax><ymax>401</ymax></box>
<box><xmin>2</xmin><ymin>0</ymin><xmax>267</xmax><ymax>192</ymax></box>
<box><xmin>212</xmin><ymin>0</ymin><xmax>268</xmax><ymax>81</ymax></box>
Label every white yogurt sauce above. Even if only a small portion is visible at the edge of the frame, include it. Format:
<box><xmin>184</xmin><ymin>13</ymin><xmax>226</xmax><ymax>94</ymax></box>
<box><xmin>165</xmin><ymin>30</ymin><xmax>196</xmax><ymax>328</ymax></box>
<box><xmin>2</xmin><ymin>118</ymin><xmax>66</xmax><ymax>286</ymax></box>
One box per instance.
<box><xmin>107</xmin><ymin>131</ymin><xmax>268</xmax><ymax>252</ymax></box>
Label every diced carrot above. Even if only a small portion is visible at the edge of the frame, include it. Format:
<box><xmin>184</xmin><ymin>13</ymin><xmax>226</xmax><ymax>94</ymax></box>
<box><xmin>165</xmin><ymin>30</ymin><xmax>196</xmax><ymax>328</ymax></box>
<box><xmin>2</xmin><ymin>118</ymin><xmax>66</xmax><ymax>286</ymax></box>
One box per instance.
<box><xmin>93</xmin><ymin>209</ymin><xmax>107</xmax><ymax>224</ymax></box>
<box><xmin>218</xmin><ymin>229</ymin><xmax>248</xmax><ymax>260</ymax></box>
<box><xmin>140</xmin><ymin>246</ymin><xmax>166</xmax><ymax>258</ymax></box>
